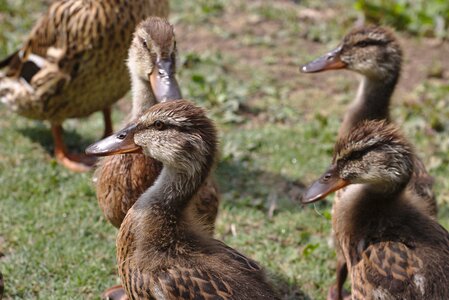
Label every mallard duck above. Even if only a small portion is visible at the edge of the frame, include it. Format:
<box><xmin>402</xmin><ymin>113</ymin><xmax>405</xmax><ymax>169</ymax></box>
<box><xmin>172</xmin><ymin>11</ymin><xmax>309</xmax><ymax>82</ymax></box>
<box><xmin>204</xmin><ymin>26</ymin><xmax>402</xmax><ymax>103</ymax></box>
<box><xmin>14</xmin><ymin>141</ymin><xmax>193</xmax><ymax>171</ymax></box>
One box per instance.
<box><xmin>0</xmin><ymin>0</ymin><xmax>169</xmax><ymax>172</ymax></box>
<box><xmin>301</xmin><ymin>26</ymin><xmax>437</xmax><ymax>299</ymax></box>
<box><xmin>86</xmin><ymin>100</ymin><xmax>279</xmax><ymax>300</ymax></box>
<box><xmin>302</xmin><ymin>120</ymin><xmax>449</xmax><ymax>299</ymax></box>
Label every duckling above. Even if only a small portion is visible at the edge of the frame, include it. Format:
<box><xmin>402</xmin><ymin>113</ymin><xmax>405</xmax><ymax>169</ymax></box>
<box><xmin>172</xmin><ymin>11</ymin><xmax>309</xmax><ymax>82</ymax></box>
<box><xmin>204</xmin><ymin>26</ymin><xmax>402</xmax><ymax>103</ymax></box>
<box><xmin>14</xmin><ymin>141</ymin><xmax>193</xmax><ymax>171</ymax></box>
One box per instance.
<box><xmin>0</xmin><ymin>0</ymin><xmax>169</xmax><ymax>172</ymax></box>
<box><xmin>86</xmin><ymin>100</ymin><xmax>280</xmax><ymax>300</ymax></box>
<box><xmin>302</xmin><ymin>120</ymin><xmax>449</xmax><ymax>299</ymax></box>
<box><xmin>301</xmin><ymin>26</ymin><xmax>437</xmax><ymax>299</ymax></box>
<box><xmin>302</xmin><ymin>26</ymin><xmax>400</xmax><ymax>136</ymax></box>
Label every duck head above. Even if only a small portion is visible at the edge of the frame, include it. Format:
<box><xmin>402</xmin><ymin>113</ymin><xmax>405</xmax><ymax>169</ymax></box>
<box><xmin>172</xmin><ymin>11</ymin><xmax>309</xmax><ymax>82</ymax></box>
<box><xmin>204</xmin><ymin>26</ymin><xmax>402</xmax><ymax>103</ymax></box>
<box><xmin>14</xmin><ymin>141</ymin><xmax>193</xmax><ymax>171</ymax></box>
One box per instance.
<box><xmin>128</xmin><ymin>17</ymin><xmax>181</xmax><ymax>102</ymax></box>
<box><xmin>87</xmin><ymin>100</ymin><xmax>217</xmax><ymax>175</ymax></box>
<box><xmin>301</xmin><ymin>26</ymin><xmax>402</xmax><ymax>81</ymax></box>
<box><xmin>302</xmin><ymin>120</ymin><xmax>414</xmax><ymax>204</ymax></box>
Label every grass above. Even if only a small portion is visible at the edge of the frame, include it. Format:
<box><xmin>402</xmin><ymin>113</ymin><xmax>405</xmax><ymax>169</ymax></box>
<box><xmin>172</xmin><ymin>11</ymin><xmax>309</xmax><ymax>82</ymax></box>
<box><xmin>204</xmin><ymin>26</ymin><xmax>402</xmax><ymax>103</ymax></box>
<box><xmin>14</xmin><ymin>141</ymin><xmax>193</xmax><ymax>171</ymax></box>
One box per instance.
<box><xmin>0</xmin><ymin>0</ymin><xmax>448</xmax><ymax>299</ymax></box>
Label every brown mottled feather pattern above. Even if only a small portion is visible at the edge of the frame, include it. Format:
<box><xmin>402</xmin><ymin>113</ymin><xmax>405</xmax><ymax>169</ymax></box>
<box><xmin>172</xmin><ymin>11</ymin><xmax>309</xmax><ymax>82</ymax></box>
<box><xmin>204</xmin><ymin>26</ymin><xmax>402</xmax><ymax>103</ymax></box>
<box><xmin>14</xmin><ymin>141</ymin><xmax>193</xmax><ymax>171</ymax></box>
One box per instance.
<box><xmin>0</xmin><ymin>0</ymin><xmax>169</xmax><ymax>122</ymax></box>
<box><xmin>346</xmin><ymin>228</ymin><xmax>449</xmax><ymax>299</ymax></box>
<box><xmin>117</xmin><ymin>209</ymin><xmax>278</xmax><ymax>300</ymax></box>
<box><xmin>94</xmin><ymin>153</ymin><xmax>162</xmax><ymax>228</ymax></box>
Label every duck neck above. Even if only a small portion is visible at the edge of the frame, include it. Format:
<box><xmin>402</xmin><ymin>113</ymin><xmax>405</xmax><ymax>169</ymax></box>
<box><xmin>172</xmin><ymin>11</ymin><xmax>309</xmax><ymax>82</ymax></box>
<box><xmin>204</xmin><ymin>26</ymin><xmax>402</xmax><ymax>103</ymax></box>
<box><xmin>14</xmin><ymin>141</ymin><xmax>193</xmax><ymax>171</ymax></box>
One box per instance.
<box><xmin>136</xmin><ymin>164</ymin><xmax>207</xmax><ymax>213</ymax></box>
<box><xmin>130</xmin><ymin>73</ymin><xmax>157</xmax><ymax>119</ymax></box>
<box><xmin>338</xmin><ymin>74</ymin><xmax>398</xmax><ymax>138</ymax></box>
<box><xmin>132</xmin><ymin>159</ymin><xmax>211</xmax><ymax>248</ymax></box>
<box><xmin>334</xmin><ymin>180</ymin><xmax>408</xmax><ymax>264</ymax></box>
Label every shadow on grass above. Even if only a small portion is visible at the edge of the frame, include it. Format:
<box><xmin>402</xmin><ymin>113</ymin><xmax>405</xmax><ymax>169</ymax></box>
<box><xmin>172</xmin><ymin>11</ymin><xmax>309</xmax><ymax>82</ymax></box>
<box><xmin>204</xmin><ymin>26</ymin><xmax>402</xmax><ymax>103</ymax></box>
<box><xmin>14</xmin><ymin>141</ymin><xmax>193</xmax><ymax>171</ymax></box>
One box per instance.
<box><xmin>272</xmin><ymin>273</ymin><xmax>312</xmax><ymax>300</ymax></box>
<box><xmin>216</xmin><ymin>158</ymin><xmax>306</xmax><ymax>213</ymax></box>
<box><xmin>216</xmin><ymin>160</ymin><xmax>311</xmax><ymax>299</ymax></box>
<box><xmin>17</xmin><ymin>124</ymin><xmax>98</xmax><ymax>154</ymax></box>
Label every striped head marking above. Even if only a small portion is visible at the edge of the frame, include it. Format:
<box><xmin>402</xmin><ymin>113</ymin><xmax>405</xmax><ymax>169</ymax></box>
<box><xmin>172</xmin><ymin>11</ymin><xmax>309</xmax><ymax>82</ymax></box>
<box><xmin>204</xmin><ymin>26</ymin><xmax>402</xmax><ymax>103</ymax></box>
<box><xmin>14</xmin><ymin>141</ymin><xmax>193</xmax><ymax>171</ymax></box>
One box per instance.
<box><xmin>333</xmin><ymin>120</ymin><xmax>413</xmax><ymax>188</ymax></box>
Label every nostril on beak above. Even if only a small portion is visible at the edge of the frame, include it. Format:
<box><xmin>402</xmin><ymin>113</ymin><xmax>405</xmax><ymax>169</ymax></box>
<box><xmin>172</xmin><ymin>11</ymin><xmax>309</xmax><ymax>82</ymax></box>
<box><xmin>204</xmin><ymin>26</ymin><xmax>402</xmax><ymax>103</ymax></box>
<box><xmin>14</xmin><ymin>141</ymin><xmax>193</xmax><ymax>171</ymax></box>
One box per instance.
<box><xmin>117</xmin><ymin>133</ymin><xmax>127</xmax><ymax>140</ymax></box>
<box><xmin>327</xmin><ymin>55</ymin><xmax>334</xmax><ymax>61</ymax></box>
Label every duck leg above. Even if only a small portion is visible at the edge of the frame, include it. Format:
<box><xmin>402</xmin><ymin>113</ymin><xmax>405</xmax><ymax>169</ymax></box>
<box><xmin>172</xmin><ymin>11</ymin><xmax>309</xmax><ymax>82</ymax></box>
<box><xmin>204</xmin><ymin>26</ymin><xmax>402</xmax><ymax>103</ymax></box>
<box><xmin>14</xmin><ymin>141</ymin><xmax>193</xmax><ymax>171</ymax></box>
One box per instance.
<box><xmin>102</xmin><ymin>107</ymin><xmax>113</xmax><ymax>138</ymax></box>
<box><xmin>336</xmin><ymin>260</ymin><xmax>350</xmax><ymax>300</ymax></box>
<box><xmin>0</xmin><ymin>271</ymin><xmax>4</xmax><ymax>299</ymax></box>
<box><xmin>327</xmin><ymin>258</ymin><xmax>351</xmax><ymax>300</ymax></box>
<box><xmin>51</xmin><ymin>123</ymin><xmax>96</xmax><ymax>172</ymax></box>
<box><xmin>102</xmin><ymin>285</ymin><xmax>127</xmax><ymax>300</ymax></box>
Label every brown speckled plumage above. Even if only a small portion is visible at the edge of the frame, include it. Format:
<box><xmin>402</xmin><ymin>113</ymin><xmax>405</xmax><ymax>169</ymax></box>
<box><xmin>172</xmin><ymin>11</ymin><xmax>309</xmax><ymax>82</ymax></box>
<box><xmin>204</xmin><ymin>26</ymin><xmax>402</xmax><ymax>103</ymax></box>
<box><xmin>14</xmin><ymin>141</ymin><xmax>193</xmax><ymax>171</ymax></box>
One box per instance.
<box><xmin>305</xmin><ymin>120</ymin><xmax>449</xmax><ymax>299</ymax></box>
<box><xmin>95</xmin><ymin>154</ymin><xmax>162</xmax><ymax>228</ymax></box>
<box><xmin>113</xmin><ymin>100</ymin><xmax>279</xmax><ymax>300</ymax></box>
<box><xmin>0</xmin><ymin>0</ymin><xmax>168</xmax><ymax>122</ymax></box>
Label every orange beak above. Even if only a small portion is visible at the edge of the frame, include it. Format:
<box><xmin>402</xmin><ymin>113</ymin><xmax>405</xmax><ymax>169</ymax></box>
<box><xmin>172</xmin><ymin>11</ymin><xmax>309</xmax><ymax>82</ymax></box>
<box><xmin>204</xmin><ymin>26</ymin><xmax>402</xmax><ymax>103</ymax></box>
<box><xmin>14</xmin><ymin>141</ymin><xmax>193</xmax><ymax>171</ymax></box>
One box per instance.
<box><xmin>300</xmin><ymin>45</ymin><xmax>347</xmax><ymax>73</ymax></box>
<box><xmin>301</xmin><ymin>165</ymin><xmax>350</xmax><ymax>204</ymax></box>
<box><xmin>149</xmin><ymin>58</ymin><xmax>182</xmax><ymax>102</ymax></box>
<box><xmin>85</xmin><ymin>124</ymin><xmax>142</xmax><ymax>156</ymax></box>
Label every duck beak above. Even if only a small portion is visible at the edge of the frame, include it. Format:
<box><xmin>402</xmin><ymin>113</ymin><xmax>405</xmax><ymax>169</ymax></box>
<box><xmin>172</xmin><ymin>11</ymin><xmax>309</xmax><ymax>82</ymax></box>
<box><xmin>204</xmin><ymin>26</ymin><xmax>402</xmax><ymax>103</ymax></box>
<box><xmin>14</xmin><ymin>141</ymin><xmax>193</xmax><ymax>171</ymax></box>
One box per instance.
<box><xmin>301</xmin><ymin>165</ymin><xmax>349</xmax><ymax>204</ymax></box>
<box><xmin>85</xmin><ymin>124</ymin><xmax>142</xmax><ymax>156</ymax></box>
<box><xmin>149</xmin><ymin>58</ymin><xmax>182</xmax><ymax>102</ymax></box>
<box><xmin>300</xmin><ymin>45</ymin><xmax>346</xmax><ymax>73</ymax></box>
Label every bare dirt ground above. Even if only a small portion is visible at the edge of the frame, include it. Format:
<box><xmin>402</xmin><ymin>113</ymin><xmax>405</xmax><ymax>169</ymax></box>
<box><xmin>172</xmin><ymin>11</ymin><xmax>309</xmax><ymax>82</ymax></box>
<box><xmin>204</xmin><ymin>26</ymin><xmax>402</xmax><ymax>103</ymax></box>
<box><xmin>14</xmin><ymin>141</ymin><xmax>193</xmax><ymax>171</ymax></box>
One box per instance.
<box><xmin>173</xmin><ymin>0</ymin><xmax>449</xmax><ymax>116</ymax></box>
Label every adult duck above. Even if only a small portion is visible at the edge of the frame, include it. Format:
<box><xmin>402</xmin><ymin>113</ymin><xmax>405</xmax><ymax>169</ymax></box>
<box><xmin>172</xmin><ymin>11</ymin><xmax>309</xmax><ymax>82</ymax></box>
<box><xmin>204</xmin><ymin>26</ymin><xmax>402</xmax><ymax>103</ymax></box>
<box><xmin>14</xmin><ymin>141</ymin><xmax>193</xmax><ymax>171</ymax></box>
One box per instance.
<box><xmin>0</xmin><ymin>0</ymin><xmax>169</xmax><ymax>172</ymax></box>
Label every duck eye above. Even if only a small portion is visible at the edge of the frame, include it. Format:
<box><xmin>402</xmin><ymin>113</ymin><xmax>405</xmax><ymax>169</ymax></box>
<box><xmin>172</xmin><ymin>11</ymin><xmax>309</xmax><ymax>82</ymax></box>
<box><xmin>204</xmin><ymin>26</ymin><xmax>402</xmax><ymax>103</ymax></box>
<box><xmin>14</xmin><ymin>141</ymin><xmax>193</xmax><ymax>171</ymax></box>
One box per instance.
<box><xmin>349</xmin><ymin>151</ymin><xmax>364</xmax><ymax>160</ymax></box>
<box><xmin>142</xmin><ymin>39</ymin><xmax>148</xmax><ymax>49</ymax></box>
<box><xmin>154</xmin><ymin>120</ymin><xmax>165</xmax><ymax>130</ymax></box>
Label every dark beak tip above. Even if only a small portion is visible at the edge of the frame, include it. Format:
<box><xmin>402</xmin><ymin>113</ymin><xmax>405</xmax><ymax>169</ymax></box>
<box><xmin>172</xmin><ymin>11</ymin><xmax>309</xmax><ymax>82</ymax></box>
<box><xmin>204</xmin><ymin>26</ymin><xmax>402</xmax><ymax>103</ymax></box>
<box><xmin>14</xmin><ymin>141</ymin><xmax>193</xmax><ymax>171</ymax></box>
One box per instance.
<box><xmin>85</xmin><ymin>144</ymin><xmax>101</xmax><ymax>156</ymax></box>
<box><xmin>300</xmin><ymin>192</ymin><xmax>321</xmax><ymax>204</ymax></box>
<box><xmin>301</xmin><ymin>179</ymin><xmax>330</xmax><ymax>204</ymax></box>
<box><xmin>300</xmin><ymin>65</ymin><xmax>309</xmax><ymax>73</ymax></box>
<box><xmin>299</xmin><ymin>196</ymin><xmax>310</xmax><ymax>204</ymax></box>
<box><xmin>300</xmin><ymin>61</ymin><xmax>323</xmax><ymax>74</ymax></box>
